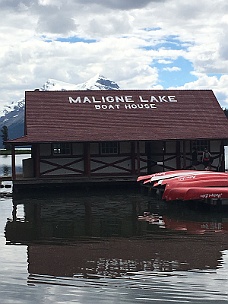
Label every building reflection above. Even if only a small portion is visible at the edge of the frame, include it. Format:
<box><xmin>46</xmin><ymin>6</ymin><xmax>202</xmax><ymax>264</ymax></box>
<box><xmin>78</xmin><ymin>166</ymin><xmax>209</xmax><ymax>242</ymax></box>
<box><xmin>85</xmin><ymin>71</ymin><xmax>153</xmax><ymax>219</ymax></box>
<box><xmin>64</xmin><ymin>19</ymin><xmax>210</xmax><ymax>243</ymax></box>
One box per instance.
<box><xmin>4</xmin><ymin>189</ymin><xmax>228</xmax><ymax>281</ymax></box>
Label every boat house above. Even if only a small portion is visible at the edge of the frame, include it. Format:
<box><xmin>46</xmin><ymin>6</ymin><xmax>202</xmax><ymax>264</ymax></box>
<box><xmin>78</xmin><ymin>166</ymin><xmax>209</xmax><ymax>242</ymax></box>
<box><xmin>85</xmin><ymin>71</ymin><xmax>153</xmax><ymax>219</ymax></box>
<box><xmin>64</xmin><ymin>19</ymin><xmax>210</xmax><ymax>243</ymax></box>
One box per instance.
<box><xmin>8</xmin><ymin>89</ymin><xmax>228</xmax><ymax>191</ymax></box>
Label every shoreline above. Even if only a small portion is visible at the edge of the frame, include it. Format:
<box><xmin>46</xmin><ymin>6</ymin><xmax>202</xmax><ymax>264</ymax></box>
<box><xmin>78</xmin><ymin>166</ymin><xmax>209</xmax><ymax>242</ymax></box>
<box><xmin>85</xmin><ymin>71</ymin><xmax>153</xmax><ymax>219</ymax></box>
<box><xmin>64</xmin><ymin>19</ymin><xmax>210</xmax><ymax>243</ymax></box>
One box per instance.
<box><xmin>0</xmin><ymin>149</ymin><xmax>31</xmax><ymax>155</ymax></box>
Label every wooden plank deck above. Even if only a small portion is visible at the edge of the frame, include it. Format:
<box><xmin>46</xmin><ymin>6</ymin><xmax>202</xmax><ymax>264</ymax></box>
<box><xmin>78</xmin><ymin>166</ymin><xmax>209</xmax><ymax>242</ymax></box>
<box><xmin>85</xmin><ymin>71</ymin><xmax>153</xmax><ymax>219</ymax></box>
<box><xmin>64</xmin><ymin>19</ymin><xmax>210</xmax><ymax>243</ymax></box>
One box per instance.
<box><xmin>11</xmin><ymin>175</ymin><xmax>139</xmax><ymax>194</ymax></box>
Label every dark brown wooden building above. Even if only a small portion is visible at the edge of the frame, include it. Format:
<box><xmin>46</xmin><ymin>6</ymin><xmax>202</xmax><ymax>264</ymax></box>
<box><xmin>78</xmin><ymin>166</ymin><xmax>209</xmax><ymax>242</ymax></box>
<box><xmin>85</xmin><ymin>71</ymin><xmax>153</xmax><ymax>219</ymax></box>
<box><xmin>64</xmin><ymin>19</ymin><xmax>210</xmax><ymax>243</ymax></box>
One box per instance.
<box><xmin>8</xmin><ymin>89</ymin><xmax>228</xmax><ymax>191</ymax></box>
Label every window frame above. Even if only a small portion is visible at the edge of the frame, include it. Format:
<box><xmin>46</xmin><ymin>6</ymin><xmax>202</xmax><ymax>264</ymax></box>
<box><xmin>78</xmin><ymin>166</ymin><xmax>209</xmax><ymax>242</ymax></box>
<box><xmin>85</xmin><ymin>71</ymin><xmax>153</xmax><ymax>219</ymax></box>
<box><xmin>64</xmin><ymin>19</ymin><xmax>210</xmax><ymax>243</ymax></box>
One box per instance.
<box><xmin>52</xmin><ymin>142</ymin><xmax>72</xmax><ymax>156</ymax></box>
<box><xmin>191</xmin><ymin>140</ymin><xmax>209</xmax><ymax>153</ymax></box>
<box><xmin>100</xmin><ymin>141</ymin><xmax>119</xmax><ymax>155</ymax></box>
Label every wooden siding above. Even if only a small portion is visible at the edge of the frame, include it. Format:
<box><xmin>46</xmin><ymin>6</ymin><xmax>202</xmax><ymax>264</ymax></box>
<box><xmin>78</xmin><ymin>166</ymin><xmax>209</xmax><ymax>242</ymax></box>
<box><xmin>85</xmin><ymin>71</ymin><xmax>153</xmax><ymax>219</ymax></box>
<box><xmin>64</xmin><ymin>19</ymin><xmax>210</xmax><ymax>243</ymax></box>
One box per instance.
<box><xmin>21</xmin><ymin>139</ymin><xmax>225</xmax><ymax>179</ymax></box>
<box><xmin>40</xmin><ymin>156</ymin><xmax>84</xmax><ymax>176</ymax></box>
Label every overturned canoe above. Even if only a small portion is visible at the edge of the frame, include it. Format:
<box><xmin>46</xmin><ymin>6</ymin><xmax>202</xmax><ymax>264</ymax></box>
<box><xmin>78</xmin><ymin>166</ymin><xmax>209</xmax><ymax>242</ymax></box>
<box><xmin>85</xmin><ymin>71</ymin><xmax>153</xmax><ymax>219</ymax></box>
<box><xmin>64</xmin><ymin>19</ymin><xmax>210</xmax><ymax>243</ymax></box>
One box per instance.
<box><xmin>165</xmin><ymin>186</ymin><xmax>228</xmax><ymax>202</ymax></box>
<box><xmin>166</xmin><ymin>187</ymin><xmax>191</xmax><ymax>201</ymax></box>
<box><xmin>184</xmin><ymin>187</ymin><xmax>228</xmax><ymax>201</ymax></box>
<box><xmin>162</xmin><ymin>178</ymin><xmax>228</xmax><ymax>200</ymax></box>
<box><xmin>137</xmin><ymin>169</ymin><xmax>198</xmax><ymax>183</ymax></box>
<box><xmin>157</xmin><ymin>172</ymin><xmax>228</xmax><ymax>187</ymax></box>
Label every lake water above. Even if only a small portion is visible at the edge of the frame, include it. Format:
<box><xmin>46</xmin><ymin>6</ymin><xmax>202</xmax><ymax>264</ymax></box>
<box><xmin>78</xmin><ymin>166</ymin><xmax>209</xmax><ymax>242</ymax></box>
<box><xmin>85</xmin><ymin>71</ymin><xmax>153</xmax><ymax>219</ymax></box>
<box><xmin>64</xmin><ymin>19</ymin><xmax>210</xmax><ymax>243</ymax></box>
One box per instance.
<box><xmin>0</xmin><ymin>153</ymin><xmax>228</xmax><ymax>303</ymax></box>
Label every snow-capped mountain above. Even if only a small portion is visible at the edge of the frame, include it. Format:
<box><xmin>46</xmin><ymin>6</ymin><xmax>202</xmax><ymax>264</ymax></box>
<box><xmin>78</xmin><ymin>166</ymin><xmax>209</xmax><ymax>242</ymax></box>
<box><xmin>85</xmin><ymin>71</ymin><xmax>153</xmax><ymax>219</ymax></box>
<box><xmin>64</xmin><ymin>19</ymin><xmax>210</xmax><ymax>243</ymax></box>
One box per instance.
<box><xmin>0</xmin><ymin>75</ymin><xmax>120</xmax><ymax>147</ymax></box>
<box><xmin>41</xmin><ymin>74</ymin><xmax>120</xmax><ymax>92</ymax></box>
<box><xmin>1</xmin><ymin>74</ymin><xmax>119</xmax><ymax>117</ymax></box>
<box><xmin>74</xmin><ymin>74</ymin><xmax>120</xmax><ymax>90</ymax></box>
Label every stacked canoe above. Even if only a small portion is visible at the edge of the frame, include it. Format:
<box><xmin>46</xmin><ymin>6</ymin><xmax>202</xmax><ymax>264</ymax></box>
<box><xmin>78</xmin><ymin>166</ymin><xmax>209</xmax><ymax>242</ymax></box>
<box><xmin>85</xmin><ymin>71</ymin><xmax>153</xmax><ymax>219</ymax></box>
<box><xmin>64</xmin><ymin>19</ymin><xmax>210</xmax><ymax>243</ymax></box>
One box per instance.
<box><xmin>137</xmin><ymin>170</ymin><xmax>228</xmax><ymax>203</ymax></box>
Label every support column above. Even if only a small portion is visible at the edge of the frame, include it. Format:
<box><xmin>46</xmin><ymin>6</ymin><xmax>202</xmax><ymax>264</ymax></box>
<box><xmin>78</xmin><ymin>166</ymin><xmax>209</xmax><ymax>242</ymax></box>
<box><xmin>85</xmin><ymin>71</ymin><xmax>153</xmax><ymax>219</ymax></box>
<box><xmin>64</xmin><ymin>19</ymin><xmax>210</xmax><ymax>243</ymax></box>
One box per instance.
<box><xmin>136</xmin><ymin>141</ymin><xmax>140</xmax><ymax>174</ymax></box>
<box><xmin>162</xmin><ymin>141</ymin><xmax>165</xmax><ymax>171</ymax></box>
<box><xmin>11</xmin><ymin>145</ymin><xmax>16</xmax><ymax>180</ymax></box>
<box><xmin>33</xmin><ymin>144</ymin><xmax>40</xmax><ymax>178</ymax></box>
<box><xmin>146</xmin><ymin>141</ymin><xmax>152</xmax><ymax>174</ymax></box>
<box><xmin>84</xmin><ymin>142</ymin><xmax>91</xmax><ymax>177</ymax></box>
<box><xmin>176</xmin><ymin>141</ymin><xmax>181</xmax><ymax>169</ymax></box>
<box><xmin>130</xmin><ymin>142</ymin><xmax>136</xmax><ymax>174</ymax></box>
<box><xmin>182</xmin><ymin>140</ymin><xmax>186</xmax><ymax>169</ymax></box>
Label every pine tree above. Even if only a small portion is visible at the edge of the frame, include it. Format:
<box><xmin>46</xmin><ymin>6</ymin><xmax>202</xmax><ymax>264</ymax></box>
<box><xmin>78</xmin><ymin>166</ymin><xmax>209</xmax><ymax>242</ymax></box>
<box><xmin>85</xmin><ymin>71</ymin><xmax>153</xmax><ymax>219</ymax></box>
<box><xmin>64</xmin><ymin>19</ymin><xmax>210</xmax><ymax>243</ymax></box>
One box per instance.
<box><xmin>224</xmin><ymin>108</ymin><xmax>228</xmax><ymax>119</ymax></box>
<box><xmin>1</xmin><ymin>125</ymin><xmax>10</xmax><ymax>150</ymax></box>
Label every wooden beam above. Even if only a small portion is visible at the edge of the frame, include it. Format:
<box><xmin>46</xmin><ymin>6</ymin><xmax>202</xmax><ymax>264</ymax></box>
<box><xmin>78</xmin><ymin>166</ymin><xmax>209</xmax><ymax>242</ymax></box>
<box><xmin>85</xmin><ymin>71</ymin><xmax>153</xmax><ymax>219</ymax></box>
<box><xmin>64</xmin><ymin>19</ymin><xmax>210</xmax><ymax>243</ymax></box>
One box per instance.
<box><xmin>176</xmin><ymin>141</ymin><xmax>181</xmax><ymax>169</ymax></box>
<box><xmin>136</xmin><ymin>141</ymin><xmax>140</xmax><ymax>174</ymax></box>
<box><xmin>84</xmin><ymin>142</ymin><xmax>91</xmax><ymax>177</ymax></box>
<box><xmin>11</xmin><ymin>145</ymin><xmax>16</xmax><ymax>180</ymax></box>
<box><xmin>34</xmin><ymin>144</ymin><xmax>40</xmax><ymax>177</ymax></box>
<box><xmin>182</xmin><ymin>140</ymin><xmax>186</xmax><ymax>169</ymax></box>
<box><xmin>131</xmin><ymin>142</ymin><xmax>136</xmax><ymax>174</ymax></box>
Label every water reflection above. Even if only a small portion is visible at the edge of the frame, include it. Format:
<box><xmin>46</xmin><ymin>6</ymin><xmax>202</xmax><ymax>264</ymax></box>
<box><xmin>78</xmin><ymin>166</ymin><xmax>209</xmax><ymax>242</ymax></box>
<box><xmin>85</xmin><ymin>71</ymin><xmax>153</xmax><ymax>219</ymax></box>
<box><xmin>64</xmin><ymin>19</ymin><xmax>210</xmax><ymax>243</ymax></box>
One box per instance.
<box><xmin>4</xmin><ymin>189</ymin><xmax>228</xmax><ymax>284</ymax></box>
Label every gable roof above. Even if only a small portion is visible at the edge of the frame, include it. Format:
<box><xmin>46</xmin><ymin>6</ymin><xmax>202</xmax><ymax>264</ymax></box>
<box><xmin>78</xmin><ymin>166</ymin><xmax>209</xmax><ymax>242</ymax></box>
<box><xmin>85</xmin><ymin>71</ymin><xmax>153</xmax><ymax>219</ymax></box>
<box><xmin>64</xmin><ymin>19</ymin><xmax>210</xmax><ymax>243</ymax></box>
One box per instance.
<box><xmin>9</xmin><ymin>89</ymin><xmax>228</xmax><ymax>144</ymax></box>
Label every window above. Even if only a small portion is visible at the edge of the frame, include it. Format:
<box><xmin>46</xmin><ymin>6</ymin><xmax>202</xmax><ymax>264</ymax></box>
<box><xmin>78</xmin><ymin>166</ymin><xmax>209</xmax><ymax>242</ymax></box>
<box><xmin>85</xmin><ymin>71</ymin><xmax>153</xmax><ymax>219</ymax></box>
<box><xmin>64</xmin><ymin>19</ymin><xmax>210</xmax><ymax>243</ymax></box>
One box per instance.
<box><xmin>52</xmin><ymin>143</ymin><xmax>71</xmax><ymax>155</ymax></box>
<box><xmin>192</xmin><ymin>140</ymin><xmax>209</xmax><ymax>152</ymax></box>
<box><xmin>100</xmin><ymin>142</ymin><xmax>118</xmax><ymax>154</ymax></box>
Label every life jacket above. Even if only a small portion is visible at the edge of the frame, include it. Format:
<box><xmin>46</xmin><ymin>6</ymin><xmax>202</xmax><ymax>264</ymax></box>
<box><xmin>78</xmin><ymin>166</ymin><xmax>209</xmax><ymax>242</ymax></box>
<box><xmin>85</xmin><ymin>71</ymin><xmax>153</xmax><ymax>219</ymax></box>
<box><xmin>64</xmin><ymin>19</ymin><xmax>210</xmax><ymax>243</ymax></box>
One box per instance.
<box><xmin>203</xmin><ymin>152</ymin><xmax>210</xmax><ymax>161</ymax></box>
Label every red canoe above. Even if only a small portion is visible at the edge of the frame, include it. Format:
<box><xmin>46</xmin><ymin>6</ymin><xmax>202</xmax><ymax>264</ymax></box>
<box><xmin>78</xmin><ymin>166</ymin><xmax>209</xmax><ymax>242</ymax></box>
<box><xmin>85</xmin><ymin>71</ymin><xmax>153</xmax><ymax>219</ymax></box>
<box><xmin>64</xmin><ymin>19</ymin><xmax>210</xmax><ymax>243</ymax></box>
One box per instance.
<box><xmin>184</xmin><ymin>187</ymin><xmax>228</xmax><ymax>201</ymax></box>
<box><xmin>166</xmin><ymin>186</ymin><xmax>228</xmax><ymax>202</ymax></box>
<box><xmin>152</xmin><ymin>171</ymin><xmax>224</xmax><ymax>186</ymax></box>
<box><xmin>149</xmin><ymin>170</ymin><xmax>209</xmax><ymax>183</ymax></box>
<box><xmin>170</xmin><ymin>179</ymin><xmax>228</xmax><ymax>188</ymax></box>
<box><xmin>137</xmin><ymin>169</ymin><xmax>199</xmax><ymax>183</ymax></box>
<box><xmin>157</xmin><ymin>172</ymin><xmax>228</xmax><ymax>187</ymax></box>
<box><xmin>162</xmin><ymin>178</ymin><xmax>228</xmax><ymax>200</ymax></box>
<box><xmin>166</xmin><ymin>187</ymin><xmax>191</xmax><ymax>201</ymax></box>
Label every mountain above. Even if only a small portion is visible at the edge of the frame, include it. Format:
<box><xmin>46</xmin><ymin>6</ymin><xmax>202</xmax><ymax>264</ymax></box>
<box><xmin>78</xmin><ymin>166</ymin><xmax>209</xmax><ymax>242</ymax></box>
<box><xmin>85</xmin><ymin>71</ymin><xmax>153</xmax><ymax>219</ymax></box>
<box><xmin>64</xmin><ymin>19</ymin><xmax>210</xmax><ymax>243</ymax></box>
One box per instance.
<box><xmin>0</xmin><ymin>75</ymin><xmax>120</xmax><ymax>148</ymax></box>
<box><xmin>40</xmin><ymin>74</ymin><xmax>120</xmax><ymax>91</ymax></box>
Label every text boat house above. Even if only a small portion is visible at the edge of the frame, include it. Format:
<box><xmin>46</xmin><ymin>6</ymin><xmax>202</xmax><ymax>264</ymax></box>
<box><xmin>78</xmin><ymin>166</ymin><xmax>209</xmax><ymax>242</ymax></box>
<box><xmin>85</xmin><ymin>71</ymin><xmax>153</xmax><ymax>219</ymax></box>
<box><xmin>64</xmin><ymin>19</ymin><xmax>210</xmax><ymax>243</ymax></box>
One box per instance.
<box><xmin>8</xmin><ymin>90</ymin><xmax>228</xmax><ymax>191</ymax></box>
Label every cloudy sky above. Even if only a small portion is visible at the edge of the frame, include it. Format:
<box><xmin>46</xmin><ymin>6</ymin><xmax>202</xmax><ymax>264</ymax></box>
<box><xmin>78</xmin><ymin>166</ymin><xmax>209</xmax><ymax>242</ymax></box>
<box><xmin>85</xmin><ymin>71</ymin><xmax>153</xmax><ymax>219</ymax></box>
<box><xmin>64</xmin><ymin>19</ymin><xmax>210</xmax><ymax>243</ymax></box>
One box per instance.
<box><xmin>1</xmin><ymin>0</ymin><xmax>228</xmax><ymax>108</ymax></box>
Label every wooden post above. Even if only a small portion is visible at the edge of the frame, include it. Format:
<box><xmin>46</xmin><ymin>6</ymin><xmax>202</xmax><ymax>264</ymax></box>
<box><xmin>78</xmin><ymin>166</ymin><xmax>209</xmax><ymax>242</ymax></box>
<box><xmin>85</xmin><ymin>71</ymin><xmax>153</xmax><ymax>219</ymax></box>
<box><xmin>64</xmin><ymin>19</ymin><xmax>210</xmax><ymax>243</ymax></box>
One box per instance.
<box><xmin>146</xmin><ymin>141</ymin><xmax>152</xmax><ymax>174</ymax></box>
<box><xmin>136</xmin><ymin>141</ymin><xmax>140</xmax><ymax>174</ymax></box>
<box><xmin>11</xmin><ymin>145</ymin><xmax>16</xmax><ymax>180</ymax></box>
<box><xmin>84</xmin><ymin>142</ymin><xmax>91</xmax><ymax>177</ymax></box>
<box><xmin>131</xmin><ymin>142</ymin><xmax>136</xmax><ymax>174</ymax></box>
<box><xmin>182</xmin><ymin>140</ymin><xmax>186</xmax><ymax>169</ymax></box>
<box><xmin>162</xmin><ymin>141</ymin><xmax>165</xmax><ymax>171</ymax></box>
<box><xmin>33</xmin><ymin>144</ymin><xmax>40</xmax><ymax>178</ymax></box>
<box><xmin>176</xmin><ymin>141</ymin><xmax>181</xmax><ymax>169</ymax></box>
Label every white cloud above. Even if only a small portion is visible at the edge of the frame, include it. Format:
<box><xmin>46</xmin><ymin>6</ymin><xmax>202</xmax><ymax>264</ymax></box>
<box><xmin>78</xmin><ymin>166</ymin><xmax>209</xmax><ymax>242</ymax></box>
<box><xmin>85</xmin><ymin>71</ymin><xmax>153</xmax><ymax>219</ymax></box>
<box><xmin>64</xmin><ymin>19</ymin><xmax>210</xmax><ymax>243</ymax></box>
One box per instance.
<box><xmin>158</xmin><ymin>59</ymin><xmax>173</xmax><ymax>64</ymax></box>
<box><xmin>163</xmin><ymin>67</ymin><xmax>181</xmax><ymax>72</ymax></box>
<box><xmin>0</xmin><ymin>0</ymin><xmax>228</xmax><ymax>108</ymax></box>
<box><xmin>169</xmin><ymin>73</ymin><xmax>228</xmax><ymax>107</ymax></box>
